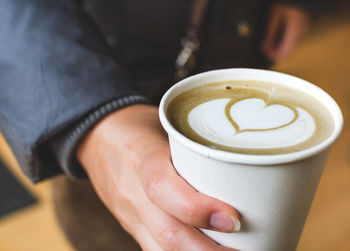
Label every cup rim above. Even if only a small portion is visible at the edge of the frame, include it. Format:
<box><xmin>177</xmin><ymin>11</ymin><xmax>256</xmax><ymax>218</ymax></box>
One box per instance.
<box><xmin>159</xmin><ymin>68</ymin><xmax>343</xmax><ymax>165</ymax></box>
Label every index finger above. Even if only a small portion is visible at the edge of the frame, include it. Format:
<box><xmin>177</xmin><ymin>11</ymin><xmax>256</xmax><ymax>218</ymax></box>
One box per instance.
<box><xmin>137</xmin><ymin>150</ymin><xmax>241</xmax><ymax>233</ymax></box>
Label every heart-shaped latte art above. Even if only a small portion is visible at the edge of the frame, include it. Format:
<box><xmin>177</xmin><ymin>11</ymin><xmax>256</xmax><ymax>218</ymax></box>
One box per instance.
<box><xmin>227</xmin><ymin>98</ymin><xmax>298</xmax><ymax>133</ymax></box>
<box><xmin>187</xmin><ymin>98</ymin><xmax>315</xmax><ymax>149</ymax></box>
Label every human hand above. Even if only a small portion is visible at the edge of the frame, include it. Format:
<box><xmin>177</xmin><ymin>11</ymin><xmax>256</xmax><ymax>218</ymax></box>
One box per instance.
<box><xmin>262</xmin><ymin>4</ymin><xmax>310</xmax><ymax>61</ymax></box>
<box><xmin>77</xmin><ymin>104</ymin><xmax>240</xmax><ymax>251</ymax></box>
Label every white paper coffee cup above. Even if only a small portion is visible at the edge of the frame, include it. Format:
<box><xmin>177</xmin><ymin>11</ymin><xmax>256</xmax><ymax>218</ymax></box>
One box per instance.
<box><xmin>159</xmin><ymin>69</ymin><xmax>343</xmax><ymax>251</ymax></box>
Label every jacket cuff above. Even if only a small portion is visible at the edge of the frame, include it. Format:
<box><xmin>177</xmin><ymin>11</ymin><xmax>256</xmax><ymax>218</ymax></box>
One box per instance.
<box><xmin>50</xmin><ymin>95</ymin><xmax>150</xmax><ymax>179</ymax></box>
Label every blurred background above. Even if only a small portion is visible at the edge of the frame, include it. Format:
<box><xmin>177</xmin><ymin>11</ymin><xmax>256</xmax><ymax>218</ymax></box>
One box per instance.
<box><xmin>1</xmin><ymin>1</ymin><xmax>350</xmax><ymax>251</ymax></box>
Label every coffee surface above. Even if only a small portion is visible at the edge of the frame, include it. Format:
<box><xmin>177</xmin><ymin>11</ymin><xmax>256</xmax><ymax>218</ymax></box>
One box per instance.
<box><xmin>166</xmin><ymin>80</ymin><xmax>334</xmax><ymax>155</ymax></box>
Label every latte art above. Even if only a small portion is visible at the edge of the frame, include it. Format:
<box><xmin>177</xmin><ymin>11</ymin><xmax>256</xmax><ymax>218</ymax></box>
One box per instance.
<box><xmin>227</xmin><ymin>98</ymin><xmax>298</xmax><ymax>132</ymax></box>
<box><xmin>188</xmin><ymin>98</ymin><xmax>315</xmax><ymax>149</ymax></box>
<box><xmin>167</xmin><ymin>80</ymin><xmax>334</xmax><ymax>155</ymax></box>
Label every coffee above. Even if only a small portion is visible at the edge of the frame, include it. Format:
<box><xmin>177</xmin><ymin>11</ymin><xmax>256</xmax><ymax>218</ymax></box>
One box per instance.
<box><xmin>166</xmin><ymin>80</ymin><xmax>334</xmax><ymax>155</ymax></box>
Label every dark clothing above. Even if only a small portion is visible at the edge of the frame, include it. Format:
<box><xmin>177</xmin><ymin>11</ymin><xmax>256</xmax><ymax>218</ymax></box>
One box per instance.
<box><xmin>0</xmin><ymin>0</ymin><xmax>321</xmax><ymax>182</ymax></box>
<box><xmin>52</xmin><ymin>176</ymin><xmax>141</xmax><ymax>251</ymax></box>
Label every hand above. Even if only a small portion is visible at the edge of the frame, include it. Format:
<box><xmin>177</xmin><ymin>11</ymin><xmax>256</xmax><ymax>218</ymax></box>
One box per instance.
<box><xmin>77</xmin><ymin>104</ymin><xmax>240</xmax><ymax>251</ymax></box>
<box><xmin>262</xmin><ymin>4</ymin><xmax>310</xmax><ymax>61</ymax></box>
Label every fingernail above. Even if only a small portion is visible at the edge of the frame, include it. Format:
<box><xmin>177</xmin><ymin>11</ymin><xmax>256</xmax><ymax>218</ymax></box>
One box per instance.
<box><xmin>209</xmin><ymin>212</ymin><xmax>241</xmax><ymax>232</ymax></box>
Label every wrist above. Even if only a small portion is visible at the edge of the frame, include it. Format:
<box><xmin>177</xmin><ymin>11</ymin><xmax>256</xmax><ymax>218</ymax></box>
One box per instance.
<box><xmin>77</xmin><ymin>104</ymin><xmax>163</xmax><ymax>174</ymax></box>
<box><xmin>50</xmin><ymin>95</ymin><xmax>149</xmax><ymax>179</ymax></box>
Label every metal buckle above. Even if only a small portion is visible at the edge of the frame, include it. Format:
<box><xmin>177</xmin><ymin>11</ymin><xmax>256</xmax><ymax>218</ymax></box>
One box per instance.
<box><xmin>175</xmin><ymin>38</ymin><xmax>200</xmax><ymax>81</ymax></box>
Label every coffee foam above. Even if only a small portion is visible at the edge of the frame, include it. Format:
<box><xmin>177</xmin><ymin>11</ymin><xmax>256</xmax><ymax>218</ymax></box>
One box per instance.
<box><xmin>166</xmin><ymin>80</ymin><xmax>334</xmax><ymax>155</ymax></box>
<box><xmin>188</xmin><ymin>98</ymin><xmax>315</xmax><ymax>149</ymax></box>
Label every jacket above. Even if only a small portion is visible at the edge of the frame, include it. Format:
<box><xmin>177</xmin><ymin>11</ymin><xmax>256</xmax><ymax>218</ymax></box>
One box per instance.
<box><xmin>0</xmin><ymin>0</ymin><xmax>322</xmax><ymax>182</ymax></box>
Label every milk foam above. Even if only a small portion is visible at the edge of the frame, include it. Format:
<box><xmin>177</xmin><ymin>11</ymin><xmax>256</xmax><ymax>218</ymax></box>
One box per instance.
<box><xmin>188</xmin><ymin>98</ymin><xmax>315</xmax><ymax>149</ymax></box>
<box><xmin>166</xmin><ymin>80</ymin><xmax>334</xmax><ymax>154</ymax></box>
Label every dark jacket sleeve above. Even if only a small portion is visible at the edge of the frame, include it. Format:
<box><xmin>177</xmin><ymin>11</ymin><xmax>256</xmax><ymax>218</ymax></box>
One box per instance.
<box><xmin>50</xmin><ymin>95</ymin><xmax>149</xmax><ymax>180</ymax></box>
<box><xmin>0</xmin><ymin>0</ymin><xmax>145</xmax><ymax>182</ymax></box>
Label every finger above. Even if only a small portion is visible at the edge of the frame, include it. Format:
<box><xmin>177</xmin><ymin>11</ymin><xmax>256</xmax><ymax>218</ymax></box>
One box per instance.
<box><xmin>134</xmin><ymin>225</ymin><xmax>164</xmax><ymax>251</ymax></box>
<box><xmin>272</xmin><ymin>7</ymin><xmax>309</xmax><ymax>60</ymax></box>
<box><xmin>262</xmin><ymin>7</ymin><xmax>283</xmax><ymax>60</ymax></box>
<box><xmin>138</xmin><ymin>152</ymin><xmax>241</xmax><ymax>233</ymax></box>
<box><xmin>139</xmin><ymin>195</ymin><xmax>239</xmax><ymax>251</ymax></box>
<box><xmin>274</xmin><ymin>15</ymin><xmax>306</xmax><ymax>60</ymax></box>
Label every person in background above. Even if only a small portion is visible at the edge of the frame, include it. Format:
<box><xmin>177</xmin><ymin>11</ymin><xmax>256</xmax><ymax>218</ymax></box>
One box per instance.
<box><xmin>0</xmin><ymin>0</ymin><xmax>325</xmax><ymax>250</ymax></box>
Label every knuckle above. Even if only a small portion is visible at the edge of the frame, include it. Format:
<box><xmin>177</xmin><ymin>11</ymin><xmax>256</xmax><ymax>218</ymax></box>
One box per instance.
<box><xmin>112</xmin><ymin>170</ymin><xmax>134</xmax><ymax>205</ymax></box>
<box><xmin>158</xmin><ymin>225</ymin><xmax>183</xmax><ymax>249</ymax></box>
<box><xmin>144</xmin><ymin>171</ymin><xmax>164</xmax><ymax>201</ymax></box>
<box><xmin>115</xmin><ymin>180</ymin><xmax>129</xmax><ymax>199</ymax></box>
<box><xmin>115</xmin><ymin>181</ymin><xmax>134</xmax><ymax>206</ymax></box>
<box><xmin>181</xmin><ymin>199</ymin><xmax>198</xmax><ymax>222</ymax></box>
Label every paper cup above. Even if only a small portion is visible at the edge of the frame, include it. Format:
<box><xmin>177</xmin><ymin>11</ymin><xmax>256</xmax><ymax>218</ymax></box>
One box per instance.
<box><xmin>159</xmin><ymin>69</ymin><xmax>343</xmax><ymax>251</ymax></box>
